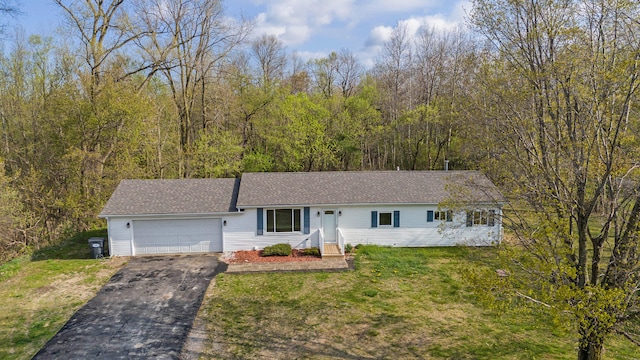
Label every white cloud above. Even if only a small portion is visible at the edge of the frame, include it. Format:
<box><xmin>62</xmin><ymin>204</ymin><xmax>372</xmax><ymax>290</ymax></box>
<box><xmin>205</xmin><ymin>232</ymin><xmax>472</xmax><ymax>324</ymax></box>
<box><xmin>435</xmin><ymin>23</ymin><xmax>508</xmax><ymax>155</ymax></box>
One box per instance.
<box><xmin>361</xmin><ymin>0</ymin><xmax>440</xmax><ymax>14</ymax></box>
<box><xmin>406</xmin><ymin>1</ymin><xmax>470</xmax><ymax>34</ymax></box>
<box><xmin>251</xmin><ymin>0</ymin><xmax>356</xmax><ymax>46</ymax></box>
<box><xmin>294</xmin><ymin>50</ymin><xmax>329</xmax><ymax>62</ymax></box>
<box><xmin>359</xmin><ymin>1</ymin><xmax>471</xmax><ymax>68</ymax></box>
<box><xmin>413</xmin><ymin>1</ymin><xmax>471</xmax><ymax>32</ymax></box>
<box><xmin>452</xmin><ymin>1</ymin><xmax>473</xmax><ymax>23</ymax></box>
<box><xmin>364</xmin><ymin>25</ymin><xmax>393</xmax><ymax>47</ymax></box>
<box><xmin>240</xmin><ymin>0</ymin><xmax>472</xmax><ymax>69</ymax></box>
<box><xmin>416</xmin><ymin>14</ymin><xmax>459</xmax><ymax>32</ymax></box>
<box><xmin>399</xmin><ymin>18</ymin><xmax>422</xmax><ymax>37</ymax></box>
<box><xmin>279</xmin><ymin>25</ymin><xmax>312</xmax><ymax>45</ymax></box>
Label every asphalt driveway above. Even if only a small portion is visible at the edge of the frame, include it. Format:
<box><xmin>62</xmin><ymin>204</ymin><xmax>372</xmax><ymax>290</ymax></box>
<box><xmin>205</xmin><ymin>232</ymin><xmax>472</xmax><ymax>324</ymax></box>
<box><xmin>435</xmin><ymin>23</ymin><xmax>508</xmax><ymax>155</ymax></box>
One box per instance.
<box><xmin>33</xmin><ymin>255</ymin><xmax>226</xmax><ymax>359</ymax></box>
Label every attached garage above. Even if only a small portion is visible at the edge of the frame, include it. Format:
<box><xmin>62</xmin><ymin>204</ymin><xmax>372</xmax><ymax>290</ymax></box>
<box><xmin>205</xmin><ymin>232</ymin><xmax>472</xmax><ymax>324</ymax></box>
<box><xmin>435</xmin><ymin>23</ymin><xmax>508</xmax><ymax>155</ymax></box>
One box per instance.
<box><xmin>133</xmin><ymin>218</ymin><xmax>222</xmax><ymax>255</ymax></box>
<box><xmin>99</xmin><ymin>178</ymin><xmax>240</xmax><ymax>256</ymax></box>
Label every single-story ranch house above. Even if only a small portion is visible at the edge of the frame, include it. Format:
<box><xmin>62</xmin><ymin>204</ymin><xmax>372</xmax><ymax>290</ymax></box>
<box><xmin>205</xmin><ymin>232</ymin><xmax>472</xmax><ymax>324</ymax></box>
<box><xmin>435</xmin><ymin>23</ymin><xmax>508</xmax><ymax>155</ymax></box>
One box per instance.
<box><xmin>99</xmin><ymin>170</ymin><xmax>505</xmax><ymax>257</ymax></box>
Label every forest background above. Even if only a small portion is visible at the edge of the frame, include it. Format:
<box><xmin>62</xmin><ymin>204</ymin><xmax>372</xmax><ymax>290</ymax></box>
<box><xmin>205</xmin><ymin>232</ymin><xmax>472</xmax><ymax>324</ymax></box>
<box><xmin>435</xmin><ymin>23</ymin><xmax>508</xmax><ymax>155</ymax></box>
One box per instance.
<box><xmin>0</xmin><ymin>0</ymin><xmax>488</xmax><ymax>260</ymax></box>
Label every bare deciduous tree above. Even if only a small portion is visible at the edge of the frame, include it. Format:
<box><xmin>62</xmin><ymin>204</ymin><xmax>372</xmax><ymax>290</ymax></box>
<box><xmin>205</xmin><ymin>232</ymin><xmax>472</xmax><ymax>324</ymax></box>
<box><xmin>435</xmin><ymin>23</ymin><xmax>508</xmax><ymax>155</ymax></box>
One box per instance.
<box><xmin>54</xmin><ymin>0</ymin><xmax>152</xmax><ymax>95</ymax></box>
<box><xmin>373</xmin><ymin>22</ymin><xmax>414</xmax><ymax>168</ymax></box>
<box><xmin>250</xmin><ymin>34</ymin><xmax>287</xmax><ymax>85</ymax></box>
<box><xmin>335</xmin><ymin>48</ymin><xmax>362</xmax><ymax>98</ymax></box>
<box><xmin>0</xmin><ymin>0</ymin><xmax>20</xmax><ymax>34</ymax></box>
<box><xmin>136</xmin><ymin>0</ymin><xmax>250</xmax><ymax>177</ymax></box>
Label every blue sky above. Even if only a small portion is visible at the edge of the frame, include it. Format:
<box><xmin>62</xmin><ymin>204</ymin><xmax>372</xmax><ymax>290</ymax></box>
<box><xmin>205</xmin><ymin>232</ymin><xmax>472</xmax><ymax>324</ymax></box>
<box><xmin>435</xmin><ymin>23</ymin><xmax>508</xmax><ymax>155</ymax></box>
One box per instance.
<box><xmin>10</xmin><ymin>0</ymin><xmax>471</xmax><ymax>68</ymax></box>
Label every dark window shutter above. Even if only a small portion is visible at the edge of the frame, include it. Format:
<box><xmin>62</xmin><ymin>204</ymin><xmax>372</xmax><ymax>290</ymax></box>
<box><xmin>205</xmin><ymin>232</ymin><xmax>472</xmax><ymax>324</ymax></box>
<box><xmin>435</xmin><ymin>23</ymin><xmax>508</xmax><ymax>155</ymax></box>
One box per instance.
<box><xmin>303</xmin><ymin>207</ymin><xmax>310</xmax><ymax>234</ymax></box>
<box><xmin>446</xmin><ymin>210</ymin><xmax>453</xmax><ymax>222</ymax></box>
<box><xmin>257</xmin><ymin>208</ymin><xmax>264</xmax><ymax>235</ymax></box>
<box><xmin>393</xmin><ymin>210</ymin><xmax>400</xmax><ymax>228</ymax></box>
<box><xmin>371</xmin><ymin>211</ymin><xmax>378</xmax><ymax>228</ymax></box>
<box><xmin>488</xmin><ymin>210</ymin><xmax>495</xmax><ymax>227</ymax></box>
<box><xmin>427</xmin><ymin>210</ymin><xmax>434</xmax><ymax>222</ymax></box>
<box><xmin>466</xmin><ymin>211</ymin><xmax>473</xmax><ymax>227</ymax></box>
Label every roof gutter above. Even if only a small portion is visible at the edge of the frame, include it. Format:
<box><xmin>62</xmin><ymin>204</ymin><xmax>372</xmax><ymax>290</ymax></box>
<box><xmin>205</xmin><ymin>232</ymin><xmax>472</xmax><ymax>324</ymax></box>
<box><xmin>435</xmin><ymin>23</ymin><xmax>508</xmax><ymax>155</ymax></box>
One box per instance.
<box><xmin>98</xmin><ymin>211</ymin><xmax>244</xmax><ymax>218</ymax></box>
<box><xmin>236</xmin><ymin>201</ymin><xmax>506</xmax><ymax>209</ymax></box>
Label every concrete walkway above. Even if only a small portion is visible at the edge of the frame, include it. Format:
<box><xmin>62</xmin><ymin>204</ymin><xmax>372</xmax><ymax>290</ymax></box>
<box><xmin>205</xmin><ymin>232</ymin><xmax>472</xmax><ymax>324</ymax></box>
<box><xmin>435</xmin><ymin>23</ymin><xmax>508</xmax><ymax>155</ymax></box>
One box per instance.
<box><xmin>226</xmin><ymin>257</ymin><xmax>349</xmax><ymax>273</ymax></box>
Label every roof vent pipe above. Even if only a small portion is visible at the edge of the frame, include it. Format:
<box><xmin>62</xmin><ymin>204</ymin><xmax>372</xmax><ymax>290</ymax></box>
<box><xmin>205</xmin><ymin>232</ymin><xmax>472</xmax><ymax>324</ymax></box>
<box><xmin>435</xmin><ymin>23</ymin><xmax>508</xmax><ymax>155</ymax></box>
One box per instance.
<box><xmin>444</xmin><ymin>160</ymin><xmax>449</xmax><ymax>171</ymax></box>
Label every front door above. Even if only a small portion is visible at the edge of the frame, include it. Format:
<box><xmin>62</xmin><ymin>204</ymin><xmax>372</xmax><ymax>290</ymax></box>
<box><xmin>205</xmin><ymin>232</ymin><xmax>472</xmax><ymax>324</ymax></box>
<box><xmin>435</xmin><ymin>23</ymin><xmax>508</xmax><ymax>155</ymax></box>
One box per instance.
<box><xmin>322</xmin><ymin>210</ymin><xmax>337</xmax><ymax>243</ymax></box>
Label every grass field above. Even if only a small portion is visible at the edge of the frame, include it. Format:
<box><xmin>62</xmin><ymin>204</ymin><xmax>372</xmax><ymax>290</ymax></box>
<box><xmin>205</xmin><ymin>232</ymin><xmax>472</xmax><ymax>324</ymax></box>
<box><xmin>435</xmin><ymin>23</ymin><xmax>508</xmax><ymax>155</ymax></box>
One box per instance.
<box><xmin>0</xmin><ymin>230</ymin><xmax>126</xmax><ymax>360</ymax></box>
<box><xmin>199</xmin><ymin>246</ymin><xmax>638</xmax><ymax>359</ymax></box>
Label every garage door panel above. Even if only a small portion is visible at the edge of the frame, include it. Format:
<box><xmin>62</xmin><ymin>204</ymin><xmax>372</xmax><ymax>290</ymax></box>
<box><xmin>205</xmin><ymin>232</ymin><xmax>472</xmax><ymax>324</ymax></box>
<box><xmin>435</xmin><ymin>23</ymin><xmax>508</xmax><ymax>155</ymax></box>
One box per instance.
<box><xmin>133</xmin><ymin>219</ymin><xmax>222</xmax><ymax>254</ymax></box>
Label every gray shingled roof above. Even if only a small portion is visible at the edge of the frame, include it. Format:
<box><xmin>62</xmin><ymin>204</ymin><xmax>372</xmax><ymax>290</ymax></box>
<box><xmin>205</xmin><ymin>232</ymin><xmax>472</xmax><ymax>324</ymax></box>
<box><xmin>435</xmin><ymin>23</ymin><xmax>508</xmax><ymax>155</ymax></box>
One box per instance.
<box><xmin>236</xmin><ymin>171</ymin><xmax>504</xmax><ymax>207</ymax></box>
<box><xmin>99</xmin><ymin>178</ymin><xmax>239</xmax><ymax>216</ymax></box>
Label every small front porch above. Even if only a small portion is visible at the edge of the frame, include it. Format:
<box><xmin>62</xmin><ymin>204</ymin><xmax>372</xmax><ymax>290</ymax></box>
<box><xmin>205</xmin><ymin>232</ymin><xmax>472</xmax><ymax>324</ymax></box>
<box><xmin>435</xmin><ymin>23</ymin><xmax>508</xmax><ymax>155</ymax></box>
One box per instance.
<box><xmin>318</xmin><ymin>226</ymin><xmax>345</xmax><ymax>259</ymax></box>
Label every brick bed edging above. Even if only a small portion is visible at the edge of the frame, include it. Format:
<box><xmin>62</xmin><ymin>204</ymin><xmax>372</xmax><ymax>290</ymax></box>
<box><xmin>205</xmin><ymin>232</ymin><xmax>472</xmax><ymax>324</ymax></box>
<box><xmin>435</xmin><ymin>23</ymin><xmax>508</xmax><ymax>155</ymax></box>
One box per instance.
<box><xmin>225</xmin><ymin>258</ymin><xmax>352</xmax><ymax>273</ymax></box>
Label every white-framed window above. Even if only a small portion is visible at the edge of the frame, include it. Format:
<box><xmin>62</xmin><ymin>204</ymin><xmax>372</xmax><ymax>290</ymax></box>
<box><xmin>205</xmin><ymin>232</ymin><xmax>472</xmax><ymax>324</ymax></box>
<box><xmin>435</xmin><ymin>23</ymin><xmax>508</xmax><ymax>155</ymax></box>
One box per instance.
<box><xmin>379</xmin><ymin>212</ymin><xmax>393</xmax><ymax>226</ymax></box>
<box><xmin>466</xmin><ymin>210</ymin><xmax>496</xmax><ymax>227</ymax></box>
<box><xmin>427</xmin><ymin>210</ymin><xmax>453</xmax><ymax>222</ymax></box>
<box><xmin>435</xmin><ymin>210</ymin><xmax>453</xmax><ymax>222</ymax></box>
<box><xmin>371</xmin><ymin>210</ymin><xmax>399</xmax><ymax>228</ymax></box>
<box><xmin>266</xmin><ymin>208</ymin><xmax>301</xmax><ymax>233</ymax></box>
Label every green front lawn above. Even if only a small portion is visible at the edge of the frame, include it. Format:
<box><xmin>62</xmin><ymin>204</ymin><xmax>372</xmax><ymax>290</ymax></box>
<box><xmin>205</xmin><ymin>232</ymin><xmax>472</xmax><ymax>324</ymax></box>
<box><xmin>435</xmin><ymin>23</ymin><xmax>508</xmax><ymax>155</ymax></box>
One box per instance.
<box><xmin>2</xmin><ymin>240</ymin><xmax>636</xmax><ymax>359</ymax></box>
<box><xmin>200</xmin><ymin>245</ymin><xmax>637</xmax><ymax>359</ymax></box>
<box><xmin>0</xmin><ymin>230</ymin><xmax>127</xmax><ymax>359</ymax></box>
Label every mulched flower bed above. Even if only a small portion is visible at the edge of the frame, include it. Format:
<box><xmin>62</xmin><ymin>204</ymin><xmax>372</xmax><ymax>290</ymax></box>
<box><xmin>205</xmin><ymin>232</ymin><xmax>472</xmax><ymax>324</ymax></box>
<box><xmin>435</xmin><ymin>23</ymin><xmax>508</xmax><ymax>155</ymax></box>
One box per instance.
<box><xmin>225</xmin><ymin>249</ymin><xmax>322</xmax><ymax>264</ymax></box>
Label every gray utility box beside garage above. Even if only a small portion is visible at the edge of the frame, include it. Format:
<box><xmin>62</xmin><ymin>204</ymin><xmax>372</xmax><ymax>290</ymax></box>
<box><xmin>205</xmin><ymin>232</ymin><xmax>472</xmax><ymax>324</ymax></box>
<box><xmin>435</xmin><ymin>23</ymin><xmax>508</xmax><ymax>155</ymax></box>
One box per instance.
<box><xmin>99</xmin><ymin>178</ymin><xmax>239</xmax><ymax>256</ymax></box>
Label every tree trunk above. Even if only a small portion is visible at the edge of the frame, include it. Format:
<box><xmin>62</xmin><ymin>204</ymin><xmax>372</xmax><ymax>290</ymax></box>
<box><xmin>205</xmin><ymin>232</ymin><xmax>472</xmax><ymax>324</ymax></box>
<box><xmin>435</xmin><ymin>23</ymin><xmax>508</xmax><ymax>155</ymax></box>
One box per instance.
<box><xmin>578</xmin><ymin>319</ymin><xmax>605</xmax><ymax>360</ymax></box>
<box><xmin>577</xmin><ymin>340</ymin><xmax>603</xmax><ymax>360</ymax></box>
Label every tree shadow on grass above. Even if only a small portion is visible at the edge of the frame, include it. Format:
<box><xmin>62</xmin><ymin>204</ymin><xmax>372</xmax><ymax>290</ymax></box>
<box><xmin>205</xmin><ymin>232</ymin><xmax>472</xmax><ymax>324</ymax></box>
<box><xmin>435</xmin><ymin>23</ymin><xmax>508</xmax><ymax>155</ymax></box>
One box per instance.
<box><xmin>31</xmin><ymin>229</ymin><xmax>108</xmax><ymax>261</ymax></box>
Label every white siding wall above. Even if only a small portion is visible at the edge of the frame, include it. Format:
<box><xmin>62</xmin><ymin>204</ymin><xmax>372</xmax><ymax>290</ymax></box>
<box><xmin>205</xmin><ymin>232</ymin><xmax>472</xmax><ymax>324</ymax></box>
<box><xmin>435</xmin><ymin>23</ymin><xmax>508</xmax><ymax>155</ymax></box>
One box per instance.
<box><xmin>337</xmin><ymin>205</ymin><xmax>501</xmax><ymax>247</ymax></box>
<box><xmin>107</xmin><ymin>218</ymin><xmax>133</xmax><ymax>256</ymax></box>
<box><xmin>222</xmin><ymin>209</ymin><xmax>257</xmax><ymax>251</ymax></box>
<box><xmin>223</xmin><ymin>205</ymin><xmax>502</xmax><ymax>251</ymax></box>
<box><xmin>107</xmin><ymin>206</ymin><xmax>502</xmax><ymax>255</ymax></box>
<box><xmin>223</xmin><ymin>208</ymin><xmax>323</xmax><ymax>252</ymax></box>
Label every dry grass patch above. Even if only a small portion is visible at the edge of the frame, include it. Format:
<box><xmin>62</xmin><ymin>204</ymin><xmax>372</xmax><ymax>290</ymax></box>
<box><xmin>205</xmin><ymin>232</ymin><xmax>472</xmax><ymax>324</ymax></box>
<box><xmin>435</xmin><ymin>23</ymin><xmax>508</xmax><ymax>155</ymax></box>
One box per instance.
<box><xmin>0</xmin><ymin>230</ymin><xmax>127</xmax><ymax>360</ymax></box>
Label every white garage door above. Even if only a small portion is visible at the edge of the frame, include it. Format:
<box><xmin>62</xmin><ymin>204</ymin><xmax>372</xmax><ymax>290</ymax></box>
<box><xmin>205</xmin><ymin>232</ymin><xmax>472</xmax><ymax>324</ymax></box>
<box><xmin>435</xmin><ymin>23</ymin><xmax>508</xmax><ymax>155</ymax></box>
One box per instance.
<box><xmin>133</xmin><ymin>218</ymin><xmax>222</xmax><ymax>255</ymax></box>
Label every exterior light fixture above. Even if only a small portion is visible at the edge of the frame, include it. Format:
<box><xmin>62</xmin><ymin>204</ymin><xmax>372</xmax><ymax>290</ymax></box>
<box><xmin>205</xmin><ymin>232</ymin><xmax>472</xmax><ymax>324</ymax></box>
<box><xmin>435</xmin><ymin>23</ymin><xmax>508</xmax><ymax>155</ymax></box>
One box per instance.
<box><xmin>126</xmin><ymin>222</ymin><xmax>130</xmax><ymax>228</ymax></box>
<box><xmin>223</xmin><ymin>220</ymin><xmax>227</xmax><ymax>226</ymax></box>
<box><xmin>338</xmin><ymin>211</ymin><xmax>342</xmax><ymax>216</ymax></box>
<box><xmin>316</xmin><ymin>211</ymin><xmax>321</xmax><ymax>217</ymax></box>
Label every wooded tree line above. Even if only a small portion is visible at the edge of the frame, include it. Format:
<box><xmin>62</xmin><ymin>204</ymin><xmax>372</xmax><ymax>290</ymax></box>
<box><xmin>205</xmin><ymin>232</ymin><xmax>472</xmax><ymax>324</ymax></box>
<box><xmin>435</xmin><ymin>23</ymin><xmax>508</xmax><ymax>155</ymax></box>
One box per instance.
<box><xmin>1</xmin><ymin>0</ymin><xmax>640</xmax><ymax>358</ymax></box>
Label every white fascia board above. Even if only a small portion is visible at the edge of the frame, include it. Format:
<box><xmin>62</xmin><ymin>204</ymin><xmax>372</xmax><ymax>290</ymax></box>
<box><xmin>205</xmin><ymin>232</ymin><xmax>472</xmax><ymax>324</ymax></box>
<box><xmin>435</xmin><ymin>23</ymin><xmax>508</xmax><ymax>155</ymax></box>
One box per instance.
<box><xmin>99</xmin><ymin>211</ymin><xmax>243</xmax><ymax>219</ymax></box>
<box><xmin>237</xmin><ymin>202</ymin><xmax>508</xmax><ymax>208</ymax></box>
<box><xmin>237</xmin><ymin>202</ymin><xmax>439</xmax><ymax>209</ymax></box>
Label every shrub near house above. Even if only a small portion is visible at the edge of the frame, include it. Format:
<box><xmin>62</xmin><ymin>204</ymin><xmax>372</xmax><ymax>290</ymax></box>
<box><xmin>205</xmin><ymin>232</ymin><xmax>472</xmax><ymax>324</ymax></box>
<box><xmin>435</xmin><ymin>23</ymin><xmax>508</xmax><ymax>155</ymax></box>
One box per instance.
<box><xmin>263</xmin><ymin>243</ymin><xmax>292</xmax><ymax>256</ymax></box>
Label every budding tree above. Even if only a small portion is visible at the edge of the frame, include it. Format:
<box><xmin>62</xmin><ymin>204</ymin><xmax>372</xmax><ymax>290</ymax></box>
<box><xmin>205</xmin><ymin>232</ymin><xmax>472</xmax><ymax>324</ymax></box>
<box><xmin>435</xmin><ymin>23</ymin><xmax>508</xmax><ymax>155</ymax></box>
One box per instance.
<box><xmin>468</xmin><ymin>0</ymin><xmax>640</xmax><ymax>359</ymax></box>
